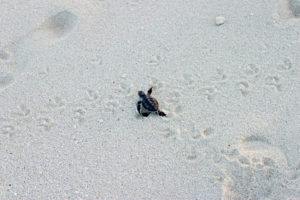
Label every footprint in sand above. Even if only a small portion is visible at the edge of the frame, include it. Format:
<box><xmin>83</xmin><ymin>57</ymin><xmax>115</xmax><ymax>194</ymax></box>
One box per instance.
<box><xmin>118</xmin><ymin>81</ymin><xmax>133</xmax><ymax>96</ymax></box>
<box><xmin>0</xmin><ymin>124</ymin><xmax>15</xmax><ymax>139</ymax></box>
<box><xmin>37</xmin><ymin>10</ymin><xmax>78</xmax><ymax>41</ymax></box>
<box><xmin>46</xmin><ymin>96</ymin><xmax>66</xmax><ymax>110</ymax></box>
<box><xmin>90</xmin><ymin>54</ymin><xmax>103</xmax><ymax>68</ymax></box>
<box><xmin>220</xmin><ymin>160</ymin><xmax>295</xmax><ymax>200</ymax></box>
<box><xmin>237</xmin><ymin>81</ymin><xmax>252</xmax><ymax>96</ymax></box>
<box><xmin>84</xmin><ymin>89</ymin><xmax>101</xmax><ymax>106</ymax></box>
<box><xmin>150</xmin><ymin>77</ymin><xmax>165</xmax><ymax>91</ymax></box>
<box><xmin>202</xmin><ymin>127</ymin><xmax>215</xmax><ymax>138</ymax></box>
<box><xmin>189</xmin><ymin>127</ymin><xmax>202</xmax><ymax>141</ymax></box>
<box><xmin>146</xmin><ymin>55</ymin><xmax>161</xmax><ymax>66</ymax></box>
<box><xmin>10</xmin><ymin>104</ymin><xmax>31</xmax><ymax>119</ymax></box>
<box><xmin>219</xmin><ymin>135</ymin><xmax>299</xmax><ymax>199</ymax></box>
<box><xmin>243</xmin><ymin>64</ymin><xmax>261</xmax><ymax>80</ymax></box>
<box><xmin>181</xmin><ymin>73</ymin><xmax>197</xmax><ymax>88</ymax></box>
<box><xmin>264</xmin><ymin>75</ymin><xmax>282</xmax><ymax>91</ymax></box>
<box><xmin>0</xmin><ymin>48</ymin><xmax>11</xmax><ymax>61</ymax></box>
<box><xmin>104</xmin><ymin>99</ymin><xmax>119</xmax><ymax>113</ymax></box>
<box><xmin>245</xmin><ymin>64</ymin><xmax>260</xmax><ymax>76</ymax></box>
<box><xmin>159</xmin><ymin>127</ymin><xmax>182</xmax><ymax>140</ymax></box>
<box><xmin>211</xmin><ymin>69</ymin><xmax>227</xmax><ymax>83</ymax></box>
<box><xmin>276</xmin><ymin>57</ymin><xmax>294</xmax><ymax>71</ymax></box>
<box><xmin>237</xmin><ymin>135</ymin><xmax>288</xmax><ymax>168</ymax></box>
<box><xmin>37</xmin><ymin>117</ymin><xmax>56</xmax><ymax>131</ymax></box>
<box><xmin>0</xmin><ymin>73</ymin><xmax>14</xmax><ymax>89</ymax></box>
<box><xmin>189</xmin><ymin>125</ymin><xmax>215</xmax><ymax>141</ymax></box>
<box><xmin>164</xmin><ymin>100</ymin><xmax>183</xmax><ymax>119</ymax></box>
<box><xmin>200</xmin><ymin>87</ymin><xmax>219</xmax><ymax>102</ymax></box>
<box><xmin>157</xmin><ymin>126</ymin><xmax>186</xmax><ymax>146</ymax></box>
<box><xmin>0</xmin><ymin>48</ymin><xmax>15</xmax><ymax>90</ymax></box>
<box><xmin>157</xmin><ymin>88</ymin><xmax>181</xmax><ymax>119</ymax></box>
<box><xmin>0</xmin><ymin>10</ymin><xmax>78</xmax><ymax>91</ymax></box>
<box><xmin>72</xmin><ymin>106</ymin><xmax>87</xmax><ymax>125</ymax></box>
<box><xmin>185</xmin><ymin>145</ymin><xmax>198</xmax><ymax>162</ymax></box>
<box><xmin>290</xmin><ymin>0</ymin><xmax>300</xmax><ymax>16</ymax></box>
<box><xmin>223</xmin><ymin>135</ymin><xmax>288</xmax><ymax>169</ymax></box>
<box><xmin>272</xmin><ymin>0</ymin><xmax>300</xmax><ymax>24</ymax></box>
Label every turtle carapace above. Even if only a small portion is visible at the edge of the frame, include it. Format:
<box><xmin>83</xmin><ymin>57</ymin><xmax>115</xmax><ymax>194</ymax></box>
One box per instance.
<box><xmin>137</xmin><ymin>87</ymin><xmax>166</xmax><ymax>117</ymax></box>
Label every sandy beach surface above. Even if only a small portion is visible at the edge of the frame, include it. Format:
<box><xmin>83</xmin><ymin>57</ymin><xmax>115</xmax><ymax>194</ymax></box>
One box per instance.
<box><xmin>0</xmin><ymin>0</ymin><xmax>300</xmax><ymax>199</ymax></box>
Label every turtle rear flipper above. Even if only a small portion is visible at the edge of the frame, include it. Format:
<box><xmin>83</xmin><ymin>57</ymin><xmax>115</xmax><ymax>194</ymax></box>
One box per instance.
<box><xmin>158</xmin><ymin>110</ymin><xmax>166</xmax><ymax>117</ymax></box>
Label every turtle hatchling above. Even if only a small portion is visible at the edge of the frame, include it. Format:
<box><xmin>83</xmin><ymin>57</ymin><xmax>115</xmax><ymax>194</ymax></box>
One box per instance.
<box><xmin>137</xmin><ymin>87</ymin><xmax>166</xmax><ymax>117</ymax></box>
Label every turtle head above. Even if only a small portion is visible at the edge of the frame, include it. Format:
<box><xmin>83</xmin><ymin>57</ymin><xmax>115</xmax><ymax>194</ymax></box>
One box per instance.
<box><xmin>138</xmin><ymin>91</ymin><xmax>146</xmax><ymax>98</ymax></box>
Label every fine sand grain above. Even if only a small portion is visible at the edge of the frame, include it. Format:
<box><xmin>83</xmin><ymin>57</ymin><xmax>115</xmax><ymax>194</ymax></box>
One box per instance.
<box><xmin>0</xmin><ymin>0</ymin><xmax>300</xmax><ymax>199</ymax></box>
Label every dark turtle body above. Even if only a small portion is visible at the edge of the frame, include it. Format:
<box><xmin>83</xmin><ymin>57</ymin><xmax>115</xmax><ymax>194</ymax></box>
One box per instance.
<box><xmin>137</xmin><ymin>87</ymin><xmax>166</xmax><ymax>117</ymax></box>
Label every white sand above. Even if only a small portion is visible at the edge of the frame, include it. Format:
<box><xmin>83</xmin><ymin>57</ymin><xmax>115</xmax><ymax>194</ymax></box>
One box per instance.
<box><xmin>0</xmin><ymin>0</ymin><xmax>300</xmax><ymax>199</ymax></box>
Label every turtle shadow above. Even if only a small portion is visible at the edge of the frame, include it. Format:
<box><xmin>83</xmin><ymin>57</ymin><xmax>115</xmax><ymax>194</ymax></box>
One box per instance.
<box><xmin>134</xmin><ymin>113</ymin><xmax>143</xmax><ymax>119</ymax></box>
<box><xmin>134</xmin><ymin>112</ymin><xmax>168</xmax><ymax>119</ymax></box>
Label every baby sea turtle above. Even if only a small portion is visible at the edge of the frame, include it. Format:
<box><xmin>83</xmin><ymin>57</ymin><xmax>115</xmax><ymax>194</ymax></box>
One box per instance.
<box><xmin>137</xmin><ymin>87</ymin><xmax>166</xmax><ymax>117</ymax></box>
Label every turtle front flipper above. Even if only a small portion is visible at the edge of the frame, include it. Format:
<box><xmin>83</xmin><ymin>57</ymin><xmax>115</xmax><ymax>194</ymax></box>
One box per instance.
<box><xmin>137</xmin><ymin>101</ymin><xmax>142</xmax><ymax>114</ymax></box>
<box><xmin>147</xmin><ymin>87</ymin><xmax>153</xmax><ymax>95</ymax></box>
<box><xmin>138</xmin><ymin>91</ymin><xmax>146</xmax><ymax>99</ymax></box>
<box><xmin>137</xmin><ymin>101</ymin><xmax>151</xmax><ymax>117</ymax></box>
<box><xmin>158</xmin><ymin>110</ymin><xmax>166</xmax><ymax>117</ymax></box>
